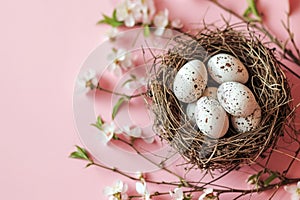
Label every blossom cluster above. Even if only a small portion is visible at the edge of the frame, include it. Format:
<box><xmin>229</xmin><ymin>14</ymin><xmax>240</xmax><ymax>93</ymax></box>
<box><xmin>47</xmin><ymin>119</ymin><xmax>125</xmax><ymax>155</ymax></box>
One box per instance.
<box><xmin>104</xmin><ymin>179</ymin><xmax>217</xmax><ymax>200</ymax></box>
<box><xmin>101</xmin><ymin>0</ymin><xmax>183</xmax><ymax>40</ymax></box>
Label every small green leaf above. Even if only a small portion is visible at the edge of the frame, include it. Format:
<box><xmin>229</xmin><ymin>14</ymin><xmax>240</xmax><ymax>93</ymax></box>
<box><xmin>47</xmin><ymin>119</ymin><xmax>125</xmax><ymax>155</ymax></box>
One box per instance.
<box><xmin>112</xmin><ymin>9</ymin><xmax>118</xmax><ymax>21</ymax></box>
<box><xmin>91</xmin><ymin>116</ymin><xmax>104</xmax><ymax>130</ymax></box>
<box><xmin>91</xmin><ymin>123</ymin><xmax>101</xmax><ymax>130</ymax></box>
<box><xmin>143</xmin><ymin>24</ymin><xmax>150</xmax><ymax>37</ymax></box>
<box><xmin>243</xmin><ymin>7</ymin><xmax>252</xmax><ymax>18</ymax></box>
<box><xmin>247</xmin><ymin>0</ymin><xmax>260</xmax><ymax>18</ymax></box>
<box><xmin>97</xmin><ymin>116</ymin><xmax>103</xmax><ymax>127</ymax></box>
<box><xmin>263</xmin><ymin>172</ymin><xmax>278</xmax><ymax>186</ymax></box>
<box><xmin>97</xmin><ymin>13</ymin><xmax>123</xmax><ymax>27</ymax></box>
<box><xmin>247</xmin><ymin>174</ymin><xmax>257</xmax><ymax>184</ymax></box>
<box><xmin>112</xmin><ymin>97</ymin><xmax>127</xmax><ymax>119</ymax></box>
<box><xmin>244</xmin><ymin>0</ymin><xmax>261</xmax><ymax>21</ymax></box>
<box><xmin>69</xmin><ymin>145</ymin><xmax>90</xmax><ymax>161</ymax></box>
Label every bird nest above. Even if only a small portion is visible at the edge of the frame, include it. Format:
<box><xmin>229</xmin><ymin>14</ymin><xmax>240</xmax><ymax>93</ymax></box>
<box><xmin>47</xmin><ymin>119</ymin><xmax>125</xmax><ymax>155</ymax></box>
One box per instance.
<box><xmin>148</xmin><ymin>23</ymin><xmax>292</xmax><ymax>170</ymax></box>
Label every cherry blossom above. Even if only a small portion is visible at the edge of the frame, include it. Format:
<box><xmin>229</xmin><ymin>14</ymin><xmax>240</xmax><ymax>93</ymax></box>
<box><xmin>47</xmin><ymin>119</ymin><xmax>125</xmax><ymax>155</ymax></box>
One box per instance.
<box><xmin>106</xmin><ymin>27</ymin><xmax>119</xmax><ymax>41</ymax></box>
<box><xmin>107</xmin><ymin>48</ymin><xmax>133</xmax><ymax>76</ymax></box>
<box><xmin>284</xmin><ymin>181</ymin><xmax>300</xmax><ymax>200</ymax></box>
<box><xmin>171</xmin><ymin>18</ymin><xmax>183</xmax><ymax>29</ymax></box>
<box><xmin>136</xmin><ymin>180</ymin><xmax>151</xmax><ymax>200</ymax></box>
<box><xmin>122</xmin><ymin>126</ymin><xmax>155</xmax><ymax>143</ymax></box>
<box><xmin>153</xmin><ymin>9</ymin><xmax>169</xmax><ymax>36</ymax></box>
<box><xmin>198</xmin><ymin>188</ymin><xmax>216</xmax><ymax>200</ymax></box>
<box><xmin>116</xmin><ymin>0</ymin><xmax>156</xmax><ymax>27</ymax></box>
<box><xmin>77</xmin><ymin>69</ymin><xmax>98</xmax><ymax>92</ymax></box>
<box><xmin>169</xmin><ymin>187</ymin><xmax>184</xmax><ymax>200</ymax></box>
<box><xmin>103</xmin><ymin>180</ymin><xmax>128</xmax><ymax>200</ymax></box>
<box><xmin>101</xmin><ymin>122</ymin><xmax>122</xmax><ymax>144</ymax></box>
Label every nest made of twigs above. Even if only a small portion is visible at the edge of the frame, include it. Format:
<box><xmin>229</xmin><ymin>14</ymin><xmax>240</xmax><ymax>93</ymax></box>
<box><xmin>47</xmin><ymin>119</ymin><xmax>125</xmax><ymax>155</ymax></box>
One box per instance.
<box><xmin>148</xmin><ymin>23</ymin><xmax>292</xmax><ymax>170</ymax></box>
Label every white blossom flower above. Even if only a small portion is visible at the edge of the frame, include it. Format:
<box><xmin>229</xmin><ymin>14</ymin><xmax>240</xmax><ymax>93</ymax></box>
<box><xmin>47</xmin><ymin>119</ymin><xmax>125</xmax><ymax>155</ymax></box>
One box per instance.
<box><xmin>140</xmin><ymin>0</ymin><xmax>156</xmax><ymax>24</ymax></box>
<box><xmin>103</xmin><ymin>180</ymin><xmax>128</xmax><ymax>200</ymax></box>
<box><xmin>198</xmin><ymin>188</ymin><xmax>215</xmax><ymax>200</ymax></box>
<box><xmin>107</xmin><ymin>48</ymin><xmax>133</xmax><ymax>76</ymax></box>
<box><xmin>77</xmin><ymin>69</ymin><xmax>98</xmax><ymax>92</ymax></box>
<box><xmin>171</xmin><ymin>19</ymin><xmax>183</xmax><ymax>29</ymax></box>
<box><xmin>284</xmin><ymin>181</ymin><xmax>300</xmax><ymax>200</ymax></box>
<box><xmin>153</xmin><ymin>9</ymin><xmax>169</xmax><ymax>36</ymax></box>
<box><xmin>106</xmin><ymin>27</ymin><xmax>119</xmax><ymax>41</ymax></box>
<box><xmin>169</xmin><ymin>187</ymin><xmax>184</xmax><ymax>200</ymax></box>
<box><xmin>101</xmin><ymin>122</ymin><xmax>122</xmax><ymax>144</ymax></box>
<box><xmin>136</xmin><ymin>180</ymin><xmax>151</xmax><ymax>200</ymax></box>
<box><xmin>122</xmin><ymin>126</ymin><xmax>155</xmax><ymax>143</ymax></box>
<box><xmin>116</xmin><ymin>0</ymin><xmax>156</xmax><ymax>27</ymax></box>
<box><xmin>115</xmin><ymin>0</ymin><xmax>141</xmax><ymax>27</ymax></box>
<box><xmin>123</xmin><ymin>126</ymin><xmax>142</xmax><ymax>138</ymax></box>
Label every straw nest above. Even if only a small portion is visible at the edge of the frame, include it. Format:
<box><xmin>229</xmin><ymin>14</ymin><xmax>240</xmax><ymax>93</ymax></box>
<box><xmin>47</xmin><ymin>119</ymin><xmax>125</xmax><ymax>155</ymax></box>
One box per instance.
<box><xmin>148</xmin><ymin>23</ymin><xmax>292</xmax><ymax>170</ymax></box>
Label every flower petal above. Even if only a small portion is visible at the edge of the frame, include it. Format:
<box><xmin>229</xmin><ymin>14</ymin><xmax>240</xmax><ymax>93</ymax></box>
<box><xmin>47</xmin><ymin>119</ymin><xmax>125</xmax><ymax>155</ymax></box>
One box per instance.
<box><xmin>124</xmin><ymin>14</ymin><xmax>135</xmax><ymax>27</ymax></box>
<box><xmin>116</xmin><ymin>3</ymin><xmax>128</xmax><ymax>21</ymax></box>
<box><xmin>284</xmin><ymin>185</ymin><xmax>297</xmax><ymax>193</ymax></box>
<box><xmin>154</xmin><ymin>27</ymin><xmax>165</xmax><ymax>36</ymax></box>
<box><xmin>143</xmin><ymin>136</ymin><xmax>155</xmax><ymax>144</ymax></box>
<box><xmin>85</xmin><ymin>69</ymin><xmax>96</xmax><ymax>80</ymax></box>
<box><xmin>130</xmin><ymin>127</ymin><xmax>142</xmax><ymax>137</ymax></box>
<box><xmin>103</xmin><ymin>186</ymin><xmax>114</xmax><ymax>196</ymax></box>
<box><xmin>204</xmin><ymin>188</ymin><xmax>213</xmax><ymax>194</ymax></box>
<box><xmin>171</xmin><ymin>19</ymin><xmax>183</xmax><ymax>29</ymax></box>
<box><xmin>136</xmin><ymin>181</ymin><xmax>145</xmax><ymax>194</ymax></box>
<box><xmin>153</xmin><ymin>9</ymin><xmax>169</xmax><ymax>28</ymax></box>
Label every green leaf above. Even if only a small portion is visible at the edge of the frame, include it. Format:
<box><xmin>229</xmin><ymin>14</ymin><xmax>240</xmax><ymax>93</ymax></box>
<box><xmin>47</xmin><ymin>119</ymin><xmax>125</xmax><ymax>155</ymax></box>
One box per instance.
<box><xmin>91</xmin><ymin>116</ymin><xmax>104</xmax><ymax>130</ymax></box>
<box><xmin>243</xmin><ymin>7</ymin><xmax>252</xmax><ymax>18</ymax></box>
<box><xmin>97</xmin><ymin>116</ymin><xmax>103</xmax><ymax>126</ymax></box>
<box><xmin>263</xmin><ymin>172</ymin><xmax>278</xmax><ymax>186</ymax></box>
<box><xmin>143</xmin><ymin>24</ymin><xmax>150</xmax><ymax>37</ymax></box>
<box><xmin>112</xmin><ymin>97</ymin><xmax>127</xmax><ymax>119</ymax></box>
<box><xmin>247</xmin><ymin>0</ymin><xmax>260</xmax><ymax>18</ymax></box>
<box><xmin>244</xmin><ymin>0</ymin><xmax>261</xmax><ymax>21</ymax></box>
<box><xmin>69</xmin><ymin>145</ymin><xmax>90</xmax><ymax>161</ymax></box>
<box><xmin>112</xmin><ymin>9</ymin><xmax>118</xmax><ymax>21</ymax></box>
<box><xmin>97</xmin><ymin>12</ymin><xmax>123</xmax><ymax>27</ymax></box>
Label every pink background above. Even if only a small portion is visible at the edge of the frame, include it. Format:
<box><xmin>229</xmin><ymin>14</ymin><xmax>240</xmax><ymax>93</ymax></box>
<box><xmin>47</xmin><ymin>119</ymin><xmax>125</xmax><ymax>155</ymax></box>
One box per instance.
<box><xmin>1</xmin><ymin>0</ymin><xmax>299</xmax><ymax>200</ymax></box>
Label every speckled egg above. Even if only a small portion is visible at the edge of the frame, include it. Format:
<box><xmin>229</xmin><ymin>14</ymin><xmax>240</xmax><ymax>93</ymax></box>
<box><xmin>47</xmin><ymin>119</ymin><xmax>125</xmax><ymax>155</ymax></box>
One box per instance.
<box><xmin>186</xmin><ymin>102</ymin><xmax>197</xmax><ymax>124</ymax></box>
<box><xmin>207</xmin><ymin>53</ymin><xmax>249</xmax><ymax>84</ymax></box>
<box><xmin>173</xmin><ymin>60</ymin><xmax>208</xmax><ymax>103</ymax></box>
<box><xmin>202</xmin><ymin>87</ymin><xmax>218</xmax><ymax>99</ymax></box>
<box><xmin>217</xmin><ymin>81</ymin><xmax>258</xmax><ymax>117</ymax></box>
<box><xmin>231</xmin><ymin>104</ymin><xmax>261</xmax><ymax>133</ymax></box>
<box><xmin>195</xmin><ymin>96</ymin><xmax>229</xmax><ymax>139</ymax></box>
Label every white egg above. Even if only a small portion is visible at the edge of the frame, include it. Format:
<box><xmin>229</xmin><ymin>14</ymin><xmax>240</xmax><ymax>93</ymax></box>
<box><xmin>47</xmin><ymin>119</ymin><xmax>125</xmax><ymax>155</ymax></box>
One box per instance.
<box><xmin>231</xmin><ymin>104</ymin><xmax>262</xmax><ymax>133</ymax></box>
<box><xmin>186</xmin><ymin>102</ymin><xmax>197</xmax><ymax>124</ymax></box>
<box><xmin>217</xmin><ymin>81</ymin><xmax>258</xmax><ymax>117</ymax></box>
<box><xmin>207</xmin><ymin>53</ymin><xmax>249</xmax><ymax>84</ymax></box>
<box><xmin>195</xmin><ymin>96</ymin><xmax>229</xmax><ymax>139</ymax></box>
<box><xmin>202</xmin><ymin>87</ymin><xmax>218</xmax><ymax>99</ymax></box>
<box><xmin>173</xmin><ymin>60</ymin><xmax>208</xmax><ymax>103</ymax></box>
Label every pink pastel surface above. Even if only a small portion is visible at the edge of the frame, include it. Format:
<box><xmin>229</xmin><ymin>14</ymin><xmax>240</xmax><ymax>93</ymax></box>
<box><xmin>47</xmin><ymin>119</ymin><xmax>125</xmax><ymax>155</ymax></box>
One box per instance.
<box><xmin>1</xmin><ymin>0</ymin><xmax>299</xmax><ymax>200</ymax></box>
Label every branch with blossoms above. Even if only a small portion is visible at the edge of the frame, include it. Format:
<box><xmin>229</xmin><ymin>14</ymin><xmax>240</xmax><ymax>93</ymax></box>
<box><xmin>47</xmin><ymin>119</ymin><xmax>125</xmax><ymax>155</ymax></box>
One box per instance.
<box><xmin>72</xmin><ymin>0</ymin><xmax>300</xmax><ymax>199</ymax></box>
<box><xmin>98</xmin><ymin>0</ymin><xmax>183</xmax><ymax>40</ymax></box>
<box><xmin>208</xmin><ymin>0</ymin><xmax>300</xmax><ymax>78</ymax></box>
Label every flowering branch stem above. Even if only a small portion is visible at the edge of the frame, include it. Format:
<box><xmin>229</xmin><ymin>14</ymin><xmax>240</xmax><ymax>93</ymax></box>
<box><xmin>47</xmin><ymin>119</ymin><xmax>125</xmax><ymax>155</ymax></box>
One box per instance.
<box><xmin>208</xmin><ymin>0</ymin><xmax>300</xmax><ymax>68</ymax></box>
<box><xmin>116</xmin><ymin>138</ymin><xmax>192</xmax><ymax>187</ymax></box>
<box><xmin>96</xmin><ymin>84</ymin><xmax>146</xmax><ymax>99</ymax></box>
